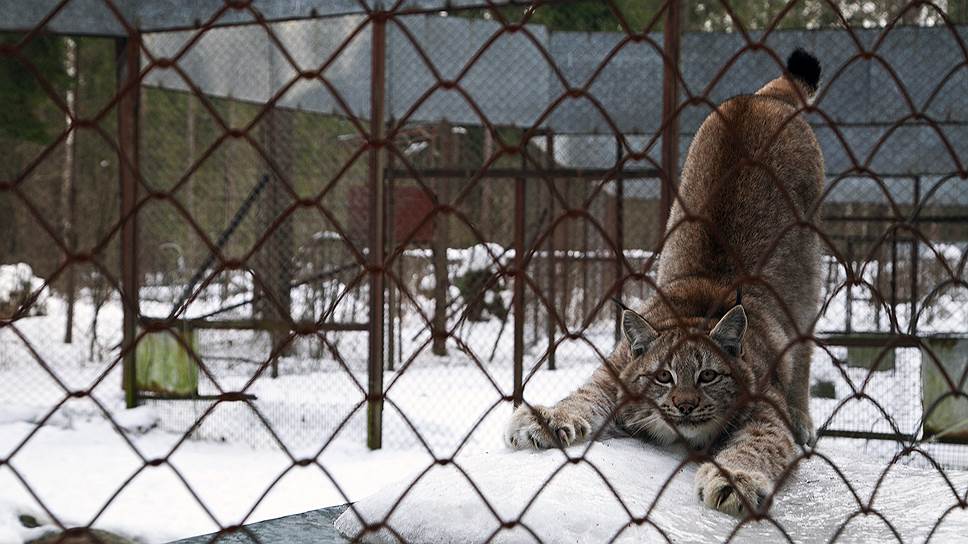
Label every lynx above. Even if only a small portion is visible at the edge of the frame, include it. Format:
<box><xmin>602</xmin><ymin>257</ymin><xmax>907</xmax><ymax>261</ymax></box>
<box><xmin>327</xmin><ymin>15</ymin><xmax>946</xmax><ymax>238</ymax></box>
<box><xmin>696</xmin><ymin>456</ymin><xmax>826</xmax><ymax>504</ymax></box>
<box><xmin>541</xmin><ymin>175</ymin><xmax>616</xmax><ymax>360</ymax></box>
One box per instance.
<box><xmin>505</xmin><ymin>49</ymin><xmax>824</xmax><ymax>517</ymax></box>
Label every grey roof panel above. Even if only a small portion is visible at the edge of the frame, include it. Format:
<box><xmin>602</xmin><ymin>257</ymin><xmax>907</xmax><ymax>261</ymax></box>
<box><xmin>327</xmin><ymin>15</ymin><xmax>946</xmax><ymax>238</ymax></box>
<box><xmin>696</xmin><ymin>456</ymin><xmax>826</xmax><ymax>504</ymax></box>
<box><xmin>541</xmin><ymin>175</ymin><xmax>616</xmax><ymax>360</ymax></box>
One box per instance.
<box><xmin>388</xmin><ymin>16</ymin><xmax>550</xmax><ymax>127</ymax></box>
<box><xmin>0</xmin><ymin>0</ymin><xmax>520</xmax><ymax>35</ymax></box>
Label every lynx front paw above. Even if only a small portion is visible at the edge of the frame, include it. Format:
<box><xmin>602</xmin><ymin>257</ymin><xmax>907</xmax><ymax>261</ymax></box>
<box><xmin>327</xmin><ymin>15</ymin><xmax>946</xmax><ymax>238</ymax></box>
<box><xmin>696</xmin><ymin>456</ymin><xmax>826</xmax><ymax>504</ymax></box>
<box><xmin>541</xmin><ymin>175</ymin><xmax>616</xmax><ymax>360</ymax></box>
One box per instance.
<box><xmin>695</xmin><ymin>463</ymin><xmax>770</xmax><ymax>516</ymax></box>
<box><xmin>504</xmin><ymin>404</ymin><xmax>592</xmax><ymax>449</ymax></box>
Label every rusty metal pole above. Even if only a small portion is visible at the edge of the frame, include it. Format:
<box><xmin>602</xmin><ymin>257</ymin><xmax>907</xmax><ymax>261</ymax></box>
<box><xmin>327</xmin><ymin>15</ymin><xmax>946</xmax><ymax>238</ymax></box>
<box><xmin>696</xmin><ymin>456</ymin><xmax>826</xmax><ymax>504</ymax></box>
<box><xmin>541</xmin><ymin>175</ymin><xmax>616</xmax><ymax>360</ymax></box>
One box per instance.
<box><xmin>659</xmin><ymin>0</ymin><xmax>682</xmax><ymax>238</ymax></box>
<box><xmin>513</xmin><ymin>161</ymin><xmax>526</xmax><ymax>407</ymax></box>
<box><xmin>367</xmin><ymin>14</ymin><xmax>387</xmax><ymax>449</ymax></box>
<box><xmin>117</xmin><ymin>34</ymin><xmax>141</xmax><ymax>409</ymax></box>
<box><xmin>545</xmin><ymin>131</ymin><xmax>556</xmax><ymax>371</ymax></box>
<box><xmin>614</xmin><ymin>136</ymin><xmax>624</xmax><ymax>341</ymax></box>
<box><xmin>910</xmin><ymin>176</ymin><xmax>920</xmax><ymax>334</ymax></box>
<box><xmin>845</xmin><ymin>239</ymin><xmax>853</xmax><ymax>334</ymax></box>
<box><xmin>386</xmin><ymin>124</ymin><xmax>396</xmax><ymax>372</ymax></box>
<box><xmin>890</xmin><ymin>230</ymin><xmax>898</xmax><ymax>334</ymax></box>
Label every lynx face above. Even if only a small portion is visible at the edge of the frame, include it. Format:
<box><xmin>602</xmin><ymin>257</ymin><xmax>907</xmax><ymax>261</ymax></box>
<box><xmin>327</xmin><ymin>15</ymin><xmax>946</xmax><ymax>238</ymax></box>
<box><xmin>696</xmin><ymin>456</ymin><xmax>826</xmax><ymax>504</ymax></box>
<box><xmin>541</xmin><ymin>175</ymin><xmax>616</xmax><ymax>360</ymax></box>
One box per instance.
<box><xmin>616</xmin><ymin>307</ymin><xmax>751</xmax><ymax>448</ymax></box>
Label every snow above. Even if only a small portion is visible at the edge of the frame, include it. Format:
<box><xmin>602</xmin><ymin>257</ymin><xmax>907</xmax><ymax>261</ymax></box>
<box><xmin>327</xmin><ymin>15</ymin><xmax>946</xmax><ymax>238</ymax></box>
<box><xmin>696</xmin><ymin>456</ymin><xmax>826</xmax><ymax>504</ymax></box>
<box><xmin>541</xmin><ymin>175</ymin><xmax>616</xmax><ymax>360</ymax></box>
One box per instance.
<box><xmin>0</xmin><ymin>414</ymin><xmax>430</xmax><ymax>544</ymax></box>
<box><xmin>1</xmin><ymin>241</ymin><xmax>967</xmax><ymax>542</ymax></box>
<box><xmin>0</xmin><ymin>498</ymin><xmax>51</xmax><ymax>544</ymax></box>
<box><xmin>335</xmin><ymin>438</ymin><xmax>968</xmax><ymax>544</ymax></box>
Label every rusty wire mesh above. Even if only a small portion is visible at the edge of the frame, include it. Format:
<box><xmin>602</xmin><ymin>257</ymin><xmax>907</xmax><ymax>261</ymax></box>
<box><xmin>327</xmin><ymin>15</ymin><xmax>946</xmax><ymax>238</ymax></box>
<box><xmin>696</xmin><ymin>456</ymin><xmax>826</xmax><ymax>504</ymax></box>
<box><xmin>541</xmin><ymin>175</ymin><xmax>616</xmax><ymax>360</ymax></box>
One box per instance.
<box><xmin>1</xmin><ymin>0</ymin><xmax>968</xmax><ymax>542</ymax></box>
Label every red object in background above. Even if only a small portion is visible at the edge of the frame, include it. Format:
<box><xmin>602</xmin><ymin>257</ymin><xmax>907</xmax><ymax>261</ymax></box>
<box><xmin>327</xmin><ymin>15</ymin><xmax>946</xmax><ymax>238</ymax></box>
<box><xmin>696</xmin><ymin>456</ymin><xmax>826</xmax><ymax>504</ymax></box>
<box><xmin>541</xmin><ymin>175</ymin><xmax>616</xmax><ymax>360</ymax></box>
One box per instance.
<box><xmin>349</xmin><ymin>185</ymin><xmax>435</xmax><ymax>244</ymax></box>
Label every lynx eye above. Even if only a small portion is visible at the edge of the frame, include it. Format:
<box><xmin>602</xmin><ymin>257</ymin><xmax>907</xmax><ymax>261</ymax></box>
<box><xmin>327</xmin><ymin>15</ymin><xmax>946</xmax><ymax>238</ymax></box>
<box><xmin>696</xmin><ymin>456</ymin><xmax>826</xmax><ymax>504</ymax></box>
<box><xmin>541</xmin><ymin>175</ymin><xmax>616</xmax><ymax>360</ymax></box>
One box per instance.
<box><xmin>698</xmin><ymin>369</ymin><xmax>719</xmax><ymax>384</ymax></box>
<box><xmin>654</xmin><ymin>369</ymin><xmax>674</xmax><ymax>384</ymax></box>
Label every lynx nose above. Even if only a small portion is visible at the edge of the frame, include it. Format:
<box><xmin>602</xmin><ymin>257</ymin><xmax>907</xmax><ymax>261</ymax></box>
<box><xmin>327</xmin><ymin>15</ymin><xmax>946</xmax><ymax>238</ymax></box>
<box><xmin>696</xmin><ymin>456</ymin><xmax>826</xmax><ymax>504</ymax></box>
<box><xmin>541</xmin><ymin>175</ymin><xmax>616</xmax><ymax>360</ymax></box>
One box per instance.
<box><xmin>675</xmin><ymin>400</ymin><xmax>697</xmax><ymax>415</ymax></box>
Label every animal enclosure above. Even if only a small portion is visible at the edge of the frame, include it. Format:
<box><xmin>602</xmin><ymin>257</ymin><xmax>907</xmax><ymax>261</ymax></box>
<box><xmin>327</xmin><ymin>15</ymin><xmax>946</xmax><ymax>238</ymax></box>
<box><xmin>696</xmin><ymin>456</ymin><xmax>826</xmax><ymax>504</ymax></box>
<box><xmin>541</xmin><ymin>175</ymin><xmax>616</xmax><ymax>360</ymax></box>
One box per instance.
<box><xmin>1</xmin><ymin>0</ymin><xmax>968</xmax><ymax>542</ymax></box>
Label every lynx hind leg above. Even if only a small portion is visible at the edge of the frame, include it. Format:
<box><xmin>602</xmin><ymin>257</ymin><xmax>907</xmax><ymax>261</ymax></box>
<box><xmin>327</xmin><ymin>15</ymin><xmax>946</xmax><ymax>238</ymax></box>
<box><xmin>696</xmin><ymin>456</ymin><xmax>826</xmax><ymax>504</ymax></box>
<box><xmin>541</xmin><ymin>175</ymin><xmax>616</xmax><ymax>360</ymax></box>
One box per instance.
<box><xmin>505</xmin><ymin>404</ymin><xmax>592</xmax><ymax>449</ymax></box>
<box><xmin>788</xmin><ymin>343</ymin><xmax>815</xmax><ymax>446</ymax></box>
<box><xmin>789</xmin><ymin>405</ymin><xmax>815</xmax><ymax>447</ymax></box>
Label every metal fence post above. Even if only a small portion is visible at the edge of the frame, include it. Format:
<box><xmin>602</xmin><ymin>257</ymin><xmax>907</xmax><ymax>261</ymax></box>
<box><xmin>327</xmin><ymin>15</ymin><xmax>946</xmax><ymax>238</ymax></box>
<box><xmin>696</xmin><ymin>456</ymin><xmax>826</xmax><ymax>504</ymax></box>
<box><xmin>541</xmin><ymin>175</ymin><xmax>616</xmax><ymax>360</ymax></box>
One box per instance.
<box><xmin>117</xmin><ymin>34</ymin><xmax>141</xmax><ymax>409</ymax></box>
<box><xmin>367</xmin><ymin>13</ymin><xmax>387</xmax><ymax>450</ymax></box>
<box><xmin>545</xmin><ymin>131</ymin><xmax>556</xmax><ymax>370</ymax></box>
<box><xmin>386</xmin><ymin>136</ymin><xmax>396</xmax><ymax>372</ymax></box>
<box><xmin>513</xmin><ymin>170</ymin><xmax>525</xmax><ymax>407</ymax></box>
<box><xmin>614</xmin><ymin>136</ymin><xmax>624</xmax><ymax>340</ymax></box>
<box><xmin>660</xmin><ymin>0</ymin><xmax>682</xmax><ymax>236</ymax></box>
<box><xmin>910</xmin><ymin>176</ymin><xmax>920</xmax><ymax>334</ymax></box>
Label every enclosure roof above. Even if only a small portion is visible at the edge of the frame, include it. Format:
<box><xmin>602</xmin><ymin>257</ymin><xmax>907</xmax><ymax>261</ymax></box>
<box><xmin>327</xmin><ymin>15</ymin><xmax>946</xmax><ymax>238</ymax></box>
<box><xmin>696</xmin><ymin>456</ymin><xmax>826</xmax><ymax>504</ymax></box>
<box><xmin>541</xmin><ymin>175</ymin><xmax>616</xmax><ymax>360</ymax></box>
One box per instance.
<box><xmin>0</xmin><ymin>0</ymin><xmax>509</xmax><ymax>36</ymax></box>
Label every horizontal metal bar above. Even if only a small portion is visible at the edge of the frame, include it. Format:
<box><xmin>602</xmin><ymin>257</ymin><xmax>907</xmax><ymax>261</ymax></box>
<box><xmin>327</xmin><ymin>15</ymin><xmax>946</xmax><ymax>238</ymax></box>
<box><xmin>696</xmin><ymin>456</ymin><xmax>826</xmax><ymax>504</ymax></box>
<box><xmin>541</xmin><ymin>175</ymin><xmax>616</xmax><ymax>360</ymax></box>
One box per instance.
<box><xmin>139</xmin><ymin>317</ymin><xmax>368</xmax><ymax>332</ymax></box>
<box><xmin>818</xmin><ymin>429</ymin><xmax>917</xmax><ymax>442</ymax></box>
<box><xmin>387</xmin><ymin>168</ymin><xmax>660</xmax><ymax>180</ymax></box>
<box><xmin>138</xmin><ymin>393</ymin><xmax>258</xmax><ymax>402</ymax></box>
<box><xmin>820</xmin><ymin>429</ymin><xmax>968</xmax><ymax>446</ymax></box>
<box><xmin>922</xmin><ymin>433</ymin><xmax>968</xmax><ymax>445</ymax></box>
<box><xmin>824</xmin><ymin>215</ymin><xmax>968</xmax><ymax>223</ymax></box>
<box><xmin>818</xmin><ymin>333</ymin><xmax>921</xmax><ymax>348</ymax></box>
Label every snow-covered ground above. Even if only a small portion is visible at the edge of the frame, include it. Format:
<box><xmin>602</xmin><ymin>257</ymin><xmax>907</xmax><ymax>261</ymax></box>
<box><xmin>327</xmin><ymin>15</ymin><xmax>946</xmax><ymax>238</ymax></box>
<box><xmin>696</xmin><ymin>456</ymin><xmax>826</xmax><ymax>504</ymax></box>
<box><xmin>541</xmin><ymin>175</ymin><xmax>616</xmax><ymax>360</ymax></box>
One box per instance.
<box><xmin>0</xmin><ymin>409</ymin><xmax>428</xmax><ymax>543</ymax></box>
<box><xmin>336</xmin><ymin>439</ymin><xmax>968</xmax><ymax>543</ymax></box>
<box><xmin>1</xmin><ymin>248</ymin><xmax>967</xmax><ymax>542</ymax></box>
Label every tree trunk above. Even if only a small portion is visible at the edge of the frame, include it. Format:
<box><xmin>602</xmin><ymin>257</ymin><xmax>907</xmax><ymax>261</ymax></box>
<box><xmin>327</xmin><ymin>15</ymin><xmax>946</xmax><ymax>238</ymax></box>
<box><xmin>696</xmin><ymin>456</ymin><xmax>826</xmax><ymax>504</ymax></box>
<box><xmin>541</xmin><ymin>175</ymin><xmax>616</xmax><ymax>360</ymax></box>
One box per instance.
<box><xmin>186</xmin><ymin>94</ymin><xmax>196</xmax><ymax>230</ymax></box>
<box><xmin>256</xmin><ymin>106</ymin><xmax>295</xmax><ymax>374</ymax></box>
<box><xmin>221</xmin><ymin>100</ymin><xmax>234</xmax><ymax>303</ymax></box>
<box><xmin>479</xmin><ymin>127</ymin><xmax>493</xmax><ymax>234</ymax></box>
<box><xmin>62</xmin><ymin>38</ymin><xmax>78</xmax><ymax>344</ymax></box>
<box><xmin>431</xmin><ymin>123</ymin><xmax>454</xmax><ymax>356</ymax></box>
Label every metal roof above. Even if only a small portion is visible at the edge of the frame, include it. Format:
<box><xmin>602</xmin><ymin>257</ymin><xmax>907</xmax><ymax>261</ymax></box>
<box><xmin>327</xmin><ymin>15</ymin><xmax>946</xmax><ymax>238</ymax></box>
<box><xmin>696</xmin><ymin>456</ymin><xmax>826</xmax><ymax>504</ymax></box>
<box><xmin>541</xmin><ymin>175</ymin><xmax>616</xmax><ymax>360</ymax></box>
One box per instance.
<box><xmin>0</xmin><ymin>1</ymin><xmax>502</xmax><ymax>35</ymax></box>
<box><xmin>4</xmin><ymin>2</ymin><xmax>965</xmax><ymax>176</ymax></box>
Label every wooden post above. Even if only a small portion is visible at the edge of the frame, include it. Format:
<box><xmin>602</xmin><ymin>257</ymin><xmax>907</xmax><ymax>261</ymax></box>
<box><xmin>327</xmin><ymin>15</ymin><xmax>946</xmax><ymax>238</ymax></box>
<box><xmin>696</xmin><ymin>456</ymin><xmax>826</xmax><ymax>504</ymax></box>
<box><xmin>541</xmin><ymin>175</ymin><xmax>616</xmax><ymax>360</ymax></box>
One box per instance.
<box><xmin>367</xmin><ymin>14</ymin><xmax>387</xmax><ymax>450</ymax></box>
<box><xmin>117</xmin><ymin>34</ymin><xmax>141</xmax><ymax>409</ymax></box>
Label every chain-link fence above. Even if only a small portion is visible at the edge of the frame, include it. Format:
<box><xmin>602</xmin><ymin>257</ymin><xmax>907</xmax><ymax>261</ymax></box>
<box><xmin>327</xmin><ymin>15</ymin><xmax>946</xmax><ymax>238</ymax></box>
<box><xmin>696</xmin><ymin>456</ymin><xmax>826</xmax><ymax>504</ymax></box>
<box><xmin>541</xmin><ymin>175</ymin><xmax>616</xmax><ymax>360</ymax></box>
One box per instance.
<box><xmin>2</xmin><ymin>0</ymin><xmax>968</xmax><ymax>542</ymax></box>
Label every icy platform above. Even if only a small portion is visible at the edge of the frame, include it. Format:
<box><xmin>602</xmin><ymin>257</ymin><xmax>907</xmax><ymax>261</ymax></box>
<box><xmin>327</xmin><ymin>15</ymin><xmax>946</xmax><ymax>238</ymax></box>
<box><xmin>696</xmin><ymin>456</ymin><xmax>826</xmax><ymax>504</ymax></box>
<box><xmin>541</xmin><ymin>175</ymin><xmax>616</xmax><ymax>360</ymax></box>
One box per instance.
<box><xmin>334</xmin><ymin>438</ymin><xmax>968</xmax><ymax>543</ymax></box>
<box><xmin>169</xmin><ymin>504</ymin><xmax>349</xmax><ymax>544</ymax></box>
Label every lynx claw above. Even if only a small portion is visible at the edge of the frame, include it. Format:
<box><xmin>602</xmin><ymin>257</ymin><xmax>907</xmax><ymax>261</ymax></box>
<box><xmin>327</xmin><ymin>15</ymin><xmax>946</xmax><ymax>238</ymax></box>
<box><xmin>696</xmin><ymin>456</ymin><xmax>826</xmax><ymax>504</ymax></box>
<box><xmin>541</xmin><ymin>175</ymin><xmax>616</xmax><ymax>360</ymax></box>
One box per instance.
<box><xmin>505</xmin><ymin>405</ymin><xmax>591</xmax><ymax>449</ymax></box>
<box><xmin>695</xmin><ymin>463</ymin><xmax>770</xmax><ymax>517</ymax></box>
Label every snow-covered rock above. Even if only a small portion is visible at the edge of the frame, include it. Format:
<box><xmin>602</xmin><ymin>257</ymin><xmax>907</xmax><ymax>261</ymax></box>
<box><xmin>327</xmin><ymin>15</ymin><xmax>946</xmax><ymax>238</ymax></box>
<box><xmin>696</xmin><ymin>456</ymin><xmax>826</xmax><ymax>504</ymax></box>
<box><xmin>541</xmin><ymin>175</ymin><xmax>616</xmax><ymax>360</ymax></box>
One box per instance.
<box><xmin>0</xmin><ymin>263</ymin><xmax>48</xmax><ymax>317</ymax></box>
<box><xmin>110</xmin><ymin>406</ymin><xmax>160</xmax><ymax>434</ymax></box>
<box><xmin>335</xmin><ymin>438</ymin><xmax>968</xmax><ymax>543</ymax></box>
<box><xmin>0</xmin><ymin>405</ymin><xmax>71</xmax><ymax>429</ymax></box>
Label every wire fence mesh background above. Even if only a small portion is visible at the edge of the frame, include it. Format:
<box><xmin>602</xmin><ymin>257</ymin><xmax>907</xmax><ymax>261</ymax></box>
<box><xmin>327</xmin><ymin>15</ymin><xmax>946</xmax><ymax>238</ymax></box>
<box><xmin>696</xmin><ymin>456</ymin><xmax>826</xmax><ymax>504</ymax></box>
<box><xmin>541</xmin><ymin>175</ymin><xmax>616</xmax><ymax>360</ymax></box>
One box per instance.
<box><xmin>1</xmin><ymin>0</ymin><xmax>968</xmax><ymax>541</ymax></box>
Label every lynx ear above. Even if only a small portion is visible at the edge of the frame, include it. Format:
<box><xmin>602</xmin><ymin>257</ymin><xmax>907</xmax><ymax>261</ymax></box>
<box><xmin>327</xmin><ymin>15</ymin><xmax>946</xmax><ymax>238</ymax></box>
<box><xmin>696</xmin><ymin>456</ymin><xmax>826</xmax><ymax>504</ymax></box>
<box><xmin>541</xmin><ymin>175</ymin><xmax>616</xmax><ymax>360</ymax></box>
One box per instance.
<box><xmin>622</xmin><ymin>309</ymin><xmax>657</xmax><ymax>358</ymax></box>
<box><xmin>710</xmin><ymin>305</ymin><xmax>747</xmax><ymax>357</ymax></box>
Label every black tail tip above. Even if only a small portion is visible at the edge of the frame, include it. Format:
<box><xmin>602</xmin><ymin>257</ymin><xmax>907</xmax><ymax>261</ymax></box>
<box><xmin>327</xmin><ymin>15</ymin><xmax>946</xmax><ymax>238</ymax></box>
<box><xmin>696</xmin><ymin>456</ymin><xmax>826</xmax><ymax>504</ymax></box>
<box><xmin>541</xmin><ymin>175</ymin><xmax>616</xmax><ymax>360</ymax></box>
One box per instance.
<box><xmin>787</xmin><ymin>48</ymin><xmax>821</xmax><ymax>92</ymax></box>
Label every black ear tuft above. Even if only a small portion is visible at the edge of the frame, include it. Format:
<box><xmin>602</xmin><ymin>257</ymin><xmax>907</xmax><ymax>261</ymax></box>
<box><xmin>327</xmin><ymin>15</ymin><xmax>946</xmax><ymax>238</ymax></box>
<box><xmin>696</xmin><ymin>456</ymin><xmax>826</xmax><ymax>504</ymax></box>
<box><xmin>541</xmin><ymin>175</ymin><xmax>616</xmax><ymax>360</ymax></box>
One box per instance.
<box><xmin>787</xmin><ymin>48</ymin><xmax>821</xmax><ymax>92</ymax></box>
